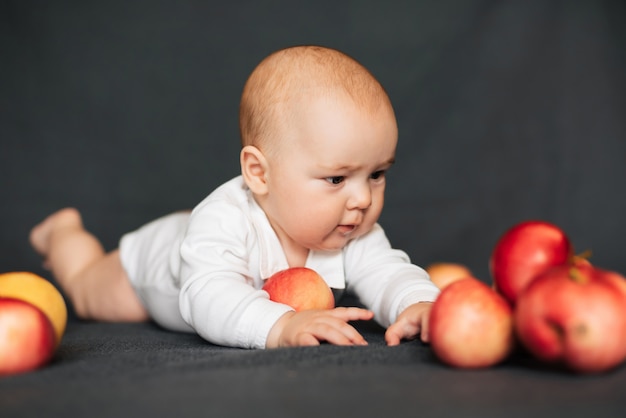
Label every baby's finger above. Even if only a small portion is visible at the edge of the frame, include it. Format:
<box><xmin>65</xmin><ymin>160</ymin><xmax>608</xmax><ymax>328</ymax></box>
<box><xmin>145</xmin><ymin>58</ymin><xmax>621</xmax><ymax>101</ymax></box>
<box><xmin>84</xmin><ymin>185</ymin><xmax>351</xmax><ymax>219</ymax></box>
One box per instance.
<box><xmin>329</xmin><ymin>307</ymin><xmax>375</xmax><ymax>322</ymax></box>
<box><xmin>312</xmin><ymin>320</ymin><xmax>368</xmax><ymax>346</ymax></box>
<box><xmin>419</xmin><ymin>318</ymin><xmax>430</xmax><ymax>342</ymax></box>
<box><xmin>384</xmin><ymin>317</ymin><xmax>419</xmax><ymax>346</ymax></box>
<box><xmin>384</xmin><ymin>327</ymin><xmax>402</xmax><ymax>346</ymax></box>
<box><xmin>294</xmin><ymin>332</ymin><xmax>321</xmax><ymax>346</ymax></box>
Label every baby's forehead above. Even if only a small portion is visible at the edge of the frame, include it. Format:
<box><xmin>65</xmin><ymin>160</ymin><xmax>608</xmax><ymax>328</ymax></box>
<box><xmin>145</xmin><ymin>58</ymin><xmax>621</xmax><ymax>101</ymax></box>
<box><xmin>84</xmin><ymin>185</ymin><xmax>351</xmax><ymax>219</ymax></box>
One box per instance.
<box><xmin>239</xmin><ymin>46</ymin><xmax>393</xmax><ymax>150</ymax></box>
<box><xmin>259</xmin><ymin>48</ymin><xmax>381</xmax><ymax>94</ymax></box>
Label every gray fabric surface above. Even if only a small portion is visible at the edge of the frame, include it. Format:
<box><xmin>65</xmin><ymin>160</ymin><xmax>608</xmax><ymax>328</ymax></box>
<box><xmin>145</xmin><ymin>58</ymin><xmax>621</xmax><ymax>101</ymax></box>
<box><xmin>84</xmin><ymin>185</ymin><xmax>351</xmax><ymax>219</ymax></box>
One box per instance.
<box><xmin>2</xmin><ymin>303</ymin><xmax>626</xmax><ymax>418</ymax></box>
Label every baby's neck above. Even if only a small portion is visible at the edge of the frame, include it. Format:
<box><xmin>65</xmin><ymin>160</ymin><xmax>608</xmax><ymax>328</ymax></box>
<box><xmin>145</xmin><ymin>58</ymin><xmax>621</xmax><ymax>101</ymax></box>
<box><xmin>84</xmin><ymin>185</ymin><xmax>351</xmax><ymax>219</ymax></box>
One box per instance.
<box><xmin>282</xmin><ymin>243</ymin><xmax>310</xmax><ymax>268</ymax></box>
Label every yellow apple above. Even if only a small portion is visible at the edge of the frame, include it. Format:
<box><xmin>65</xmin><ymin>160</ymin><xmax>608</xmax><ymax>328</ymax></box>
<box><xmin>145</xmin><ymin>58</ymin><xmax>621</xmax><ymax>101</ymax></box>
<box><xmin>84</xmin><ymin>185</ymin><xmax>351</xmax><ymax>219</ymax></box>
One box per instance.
<box><xmin>426</xmin><ymin>262</ymin><xmax>472</xmax><ymax>290</ymax></box>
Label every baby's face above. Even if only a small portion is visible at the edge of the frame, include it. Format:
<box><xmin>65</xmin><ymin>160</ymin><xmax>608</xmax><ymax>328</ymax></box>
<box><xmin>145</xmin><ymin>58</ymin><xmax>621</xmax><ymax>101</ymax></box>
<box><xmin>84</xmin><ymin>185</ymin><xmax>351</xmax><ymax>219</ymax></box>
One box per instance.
<box><xmin>261</xmin><ymin>94</ymin><xmax>398</xmax><ymax>255</ymax></box>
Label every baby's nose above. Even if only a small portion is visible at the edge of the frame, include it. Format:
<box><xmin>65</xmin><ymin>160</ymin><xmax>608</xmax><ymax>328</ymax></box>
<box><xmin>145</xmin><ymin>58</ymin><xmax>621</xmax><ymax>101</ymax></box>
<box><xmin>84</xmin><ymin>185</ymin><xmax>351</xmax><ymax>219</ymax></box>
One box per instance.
<box><xmin>348</xmin><ymin>183</ymin><xmax>372</xmax><ymax>210</ymax></box>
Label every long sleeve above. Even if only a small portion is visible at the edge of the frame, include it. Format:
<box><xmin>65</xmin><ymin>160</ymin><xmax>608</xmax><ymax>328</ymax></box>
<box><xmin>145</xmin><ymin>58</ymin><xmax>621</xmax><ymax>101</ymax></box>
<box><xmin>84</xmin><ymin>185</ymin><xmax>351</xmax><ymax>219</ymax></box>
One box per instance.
<box><xmin>343</xmin><ymin>224</ymin><xmax>440</xmax><ymax>327</ymax></box>
<box><xmin>177</xmin><ymin>191</ymin><xmax>293</xmax><ymax>349</ymax></box>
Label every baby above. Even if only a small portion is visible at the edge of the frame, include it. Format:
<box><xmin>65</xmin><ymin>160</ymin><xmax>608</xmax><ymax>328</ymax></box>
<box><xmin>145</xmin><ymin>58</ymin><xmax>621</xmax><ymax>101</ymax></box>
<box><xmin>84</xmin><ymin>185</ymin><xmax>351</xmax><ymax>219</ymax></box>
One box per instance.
<box><xmin>30</xmin><ymin>45</ymin><xmax>440</xmax><ymax>349</ymax></box>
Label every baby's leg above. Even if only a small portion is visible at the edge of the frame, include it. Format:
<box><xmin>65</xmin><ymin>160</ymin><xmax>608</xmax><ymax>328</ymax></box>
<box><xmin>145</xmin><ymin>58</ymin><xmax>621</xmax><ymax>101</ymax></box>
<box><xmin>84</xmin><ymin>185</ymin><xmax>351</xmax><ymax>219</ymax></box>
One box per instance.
<box><xmin>30</xmin><ymin>208</ymin><xmax>148</xmax><ymax>322</ymax></box>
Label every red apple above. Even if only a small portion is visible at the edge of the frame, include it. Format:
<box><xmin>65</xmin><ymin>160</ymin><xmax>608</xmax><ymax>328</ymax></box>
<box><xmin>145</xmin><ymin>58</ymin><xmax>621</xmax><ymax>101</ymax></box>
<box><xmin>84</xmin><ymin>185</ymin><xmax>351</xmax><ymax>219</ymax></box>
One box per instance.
<box><xmin>601</xmin><ymin>268</ymin><xmax>626</xmax><ymax>301</ymax></box>
<box><xmin>0</xmin><ymin>297</ymin><xmax>56</xmax><ymax>375</ymax></box>
<box><xmin>515</xmin><ymin>264</ymin><xmax>626</xmax><ymax>373</ymax></box>
<box><xmin>429</xmin><ymin>278</ymin><xmax>515</xmax><ymax>368</ymax></box>
<box><xmin>262</xmin><ymin>267</ymin><xmax>335</xmax><ymax>311</ymax></box>
<box><xmin>490</xmin><ymin>220</ymin><xmax>573</xmax><ymax>305</ymax></box>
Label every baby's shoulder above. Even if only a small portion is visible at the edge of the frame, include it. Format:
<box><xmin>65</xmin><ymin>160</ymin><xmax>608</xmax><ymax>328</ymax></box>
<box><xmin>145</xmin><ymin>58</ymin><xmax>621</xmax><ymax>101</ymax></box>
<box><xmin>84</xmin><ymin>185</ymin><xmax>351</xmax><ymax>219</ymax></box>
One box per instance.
<box><xmin>193</xmin><ymin>176</ymin><xmax>249</xmax><ymax>211</ymax></box>
<box><xmin>187</xmin><ymin>176</ymin><xmax>257</xmax><ymax>234</ymax></box>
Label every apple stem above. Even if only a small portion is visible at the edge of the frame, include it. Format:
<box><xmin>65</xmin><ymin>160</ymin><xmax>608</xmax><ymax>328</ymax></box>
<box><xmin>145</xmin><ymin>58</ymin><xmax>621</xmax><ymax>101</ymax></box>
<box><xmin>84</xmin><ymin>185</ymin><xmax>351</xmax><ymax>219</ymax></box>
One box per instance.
<box><xmin>571</xmin><ymin>249</ymin><xmax>592</xmax><ymax>263</ymax></box>
<box><xmin>568</xmin><ymin>267</ymin><xmax>588</xmax><ymax>284</ymax></box>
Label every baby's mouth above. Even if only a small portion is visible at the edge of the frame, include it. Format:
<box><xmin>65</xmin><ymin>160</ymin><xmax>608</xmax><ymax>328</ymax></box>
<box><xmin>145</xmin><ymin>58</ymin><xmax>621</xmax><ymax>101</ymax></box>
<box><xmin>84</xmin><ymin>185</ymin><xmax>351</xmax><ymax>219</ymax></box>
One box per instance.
<box><xmin>337</xmin><ymin>224</ymin><xmax>357</xmax><ymax>235</ymax></box>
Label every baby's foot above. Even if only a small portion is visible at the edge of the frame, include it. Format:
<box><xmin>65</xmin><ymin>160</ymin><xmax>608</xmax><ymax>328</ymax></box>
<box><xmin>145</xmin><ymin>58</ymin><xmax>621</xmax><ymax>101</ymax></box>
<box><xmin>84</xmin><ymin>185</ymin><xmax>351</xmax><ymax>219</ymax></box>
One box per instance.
<box><xmin>30</xmin><ymin>208</ymin><xmax>83</xmax><ymax>264</ymax></box>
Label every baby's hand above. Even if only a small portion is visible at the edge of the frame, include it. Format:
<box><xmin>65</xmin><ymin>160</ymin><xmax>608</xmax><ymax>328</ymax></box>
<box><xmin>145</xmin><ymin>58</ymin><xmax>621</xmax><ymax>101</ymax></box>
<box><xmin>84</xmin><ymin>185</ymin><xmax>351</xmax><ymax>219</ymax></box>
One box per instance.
<box><xmin>385</xmin><ymin>302</ymin><xmax>433</xmax><ymax>346</ymax></box>
<box><xmin>266</xmin><ymin>307</ymin><xmax>374</xmax><ymax>348</ymax></box>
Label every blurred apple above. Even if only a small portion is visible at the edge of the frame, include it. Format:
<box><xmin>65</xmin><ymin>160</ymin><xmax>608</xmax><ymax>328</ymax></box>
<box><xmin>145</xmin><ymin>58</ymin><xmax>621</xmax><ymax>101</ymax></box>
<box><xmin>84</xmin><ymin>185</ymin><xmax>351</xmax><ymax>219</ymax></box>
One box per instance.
<box><xmin>490</xmin><ymin>220</ymin><xmax>573</xmax><ymax>305</ymax></box>
<box><xmin>515</xmin><ymin>264</ymin><xmax>626</xmax><ymax>373</ymax></box>
<box><xmin>262</xmin><ymin>267</ymin><xmax>335</xmax><ymax>311</ymax></box>
<box><xmin>0</xmin><ymin>271</ymin><xmax>67</xmax><ymax>347</ymax></box>
<box><xmin>0</xmin><ymin>297</ymin><xmax>56</xmax><ymax>375</ymax></box>
<box><xmin>429</xmin><ymin>278</ymin><xmax>515</xmax><ymax>368</ymax></box>
<box><xmin>426</xmin><ymin>262</ymin><xmax>472</xmax><ymax>289</ymax></box>
<box><xmin>601</xmin><ymin>268</ymin><xmax>626</xmax><ymax>301</ymax></box>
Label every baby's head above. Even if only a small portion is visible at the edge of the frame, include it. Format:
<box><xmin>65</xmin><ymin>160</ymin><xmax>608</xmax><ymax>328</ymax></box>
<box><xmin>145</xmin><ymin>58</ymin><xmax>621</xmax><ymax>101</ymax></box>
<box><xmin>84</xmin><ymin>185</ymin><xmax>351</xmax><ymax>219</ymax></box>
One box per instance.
<box><xmin>239</xmin><ymin>46</ymin><xmax>398</xmax><ymax>259</ymax></box>
<box><xmin>239</xmin><ymin>45</ymin><xmax>395</xmax><ymax>157</ymax></box>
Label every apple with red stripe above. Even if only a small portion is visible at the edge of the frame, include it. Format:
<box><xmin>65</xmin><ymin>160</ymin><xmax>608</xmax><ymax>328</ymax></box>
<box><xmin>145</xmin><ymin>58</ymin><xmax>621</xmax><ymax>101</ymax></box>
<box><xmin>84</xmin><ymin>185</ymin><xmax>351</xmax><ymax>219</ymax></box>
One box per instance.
<box><xmin>263</xmin><ymin>267</ymin><xmax>335</xmax><ymax>311</ymax></box>
<box><xmin>429</xmin><ymin>277</ymin><xmax>515</xmax><ymax>368</ymax></box>
<box><xmin>515</xmin><ymin>263</ymin><xmax>626</xmax><ymax>373</ymax></box>
<box><xmin>0</xmin><ymin>297</ymin><xmax>56</xmax><ymax>375</ymax></box>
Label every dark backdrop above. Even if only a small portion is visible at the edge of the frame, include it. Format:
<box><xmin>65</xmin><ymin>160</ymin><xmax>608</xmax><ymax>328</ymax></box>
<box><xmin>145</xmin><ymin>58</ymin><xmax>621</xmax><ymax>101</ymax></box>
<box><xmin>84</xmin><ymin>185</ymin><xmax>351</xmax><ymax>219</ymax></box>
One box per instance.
<box><xmin>2</xmin><ymin>0</ymin><xmax>625</xmax><ymax>286</ymax></box>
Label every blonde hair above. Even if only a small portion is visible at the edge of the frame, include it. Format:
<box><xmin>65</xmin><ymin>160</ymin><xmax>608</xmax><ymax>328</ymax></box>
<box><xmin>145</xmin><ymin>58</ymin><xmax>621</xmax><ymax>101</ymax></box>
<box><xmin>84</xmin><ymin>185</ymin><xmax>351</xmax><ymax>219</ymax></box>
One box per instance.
<box><xmin>239</xmin><ymin>45</ymin><xmax>392</xmax><ymax>155</ymax></box>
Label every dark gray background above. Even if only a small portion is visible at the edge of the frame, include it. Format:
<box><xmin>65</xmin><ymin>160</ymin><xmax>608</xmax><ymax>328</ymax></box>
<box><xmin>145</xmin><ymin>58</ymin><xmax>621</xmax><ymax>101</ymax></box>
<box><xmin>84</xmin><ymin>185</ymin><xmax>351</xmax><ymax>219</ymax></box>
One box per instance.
<box><xmin>2</xmin><ymin>0</ymin><xmax>625</xmax><ymax>285</ymax></box>
<box><xmin>2</xmin><ymin>3</ymin><xmax>626</xmax><ymax>417</ymax></box>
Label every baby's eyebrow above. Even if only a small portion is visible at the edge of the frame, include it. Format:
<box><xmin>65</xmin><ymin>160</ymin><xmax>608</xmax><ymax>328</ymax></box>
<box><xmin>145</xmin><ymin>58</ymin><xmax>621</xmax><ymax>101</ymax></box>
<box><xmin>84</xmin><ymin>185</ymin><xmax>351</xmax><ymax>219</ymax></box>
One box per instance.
<box><xmin>319</xmin><ymin>163</ymin><xmax>357</xmax><ymax>171</ymax></box>
<box><xmin>321</xmin><ymin>157</ymin><xmax>395</xmax><ymax>172</ymax></box>
<box><xmin>375</xmin><ymin>157</ymin><xmax>396</xmax><ymax>169</ymax></box>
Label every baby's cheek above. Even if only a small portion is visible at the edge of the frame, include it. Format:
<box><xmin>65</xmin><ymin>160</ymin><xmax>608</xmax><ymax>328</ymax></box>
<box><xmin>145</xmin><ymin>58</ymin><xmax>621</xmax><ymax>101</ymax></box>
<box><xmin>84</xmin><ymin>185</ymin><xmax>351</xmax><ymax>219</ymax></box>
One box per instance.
<box><xmin>361</xmin><ymin>214</ymin><xmax>380</xmax><ymax>233</ymax></box>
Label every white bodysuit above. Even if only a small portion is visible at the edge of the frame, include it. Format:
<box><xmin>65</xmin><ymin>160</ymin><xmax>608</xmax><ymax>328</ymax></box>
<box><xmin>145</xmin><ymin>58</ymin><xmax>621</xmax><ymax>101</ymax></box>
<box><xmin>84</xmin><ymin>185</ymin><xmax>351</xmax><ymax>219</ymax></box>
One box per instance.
<box><xmin>119</xmin><ymin>176</ymin><xmax>439</xmax><ymax>348</ymax></box>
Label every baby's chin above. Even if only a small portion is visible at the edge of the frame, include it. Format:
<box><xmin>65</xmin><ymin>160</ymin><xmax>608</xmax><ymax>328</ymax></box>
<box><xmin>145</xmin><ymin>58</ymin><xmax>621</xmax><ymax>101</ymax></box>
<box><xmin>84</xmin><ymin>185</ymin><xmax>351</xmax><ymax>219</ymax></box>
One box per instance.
<box><xmin>307</xmin><ymin>240</ymin><xmax>348</xmax><ymax>253</ymax></box>
<box><xmin>304</xmin><ymin>224</ymin><xmax>375</xmax><ymax>253</ymax></box>
<box><xmin>312</xmin><ymin>233</ymin><xmax>366</xmax><ymax>253</ymax></box>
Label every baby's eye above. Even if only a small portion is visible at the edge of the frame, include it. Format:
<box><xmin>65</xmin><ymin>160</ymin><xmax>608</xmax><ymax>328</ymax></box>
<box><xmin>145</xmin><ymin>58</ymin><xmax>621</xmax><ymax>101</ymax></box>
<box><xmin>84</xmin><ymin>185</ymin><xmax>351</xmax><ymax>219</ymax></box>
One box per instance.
<box><xmin>325</xmin><ymin>176</ymin><xmax>345</xmax><ymax>185</ymax></box>
<box><xmin>370</xmin><ymin>170</ymin><xmax>385</xmax><ymax>180</ymax></box>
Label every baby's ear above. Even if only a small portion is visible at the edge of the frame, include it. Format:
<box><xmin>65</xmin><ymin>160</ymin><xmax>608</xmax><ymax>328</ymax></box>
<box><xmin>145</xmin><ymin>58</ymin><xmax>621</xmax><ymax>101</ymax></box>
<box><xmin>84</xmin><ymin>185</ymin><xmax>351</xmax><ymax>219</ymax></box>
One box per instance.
<box><xmin>240</xmin><ymin>145</ymin><xmax>269</xmax><ymax>195</ymax></box>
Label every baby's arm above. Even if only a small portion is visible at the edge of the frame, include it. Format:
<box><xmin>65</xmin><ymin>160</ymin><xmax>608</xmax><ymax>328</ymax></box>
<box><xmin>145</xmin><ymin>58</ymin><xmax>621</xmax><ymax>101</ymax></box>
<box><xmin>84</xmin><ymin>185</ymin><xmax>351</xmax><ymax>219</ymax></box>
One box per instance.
<box><xmin>266</xmin><ymin>307</ymin><xmax>374</xmax><ymax>348</ymax></box>
<box><xmin>384</xmin><ymin>302</ymin><xmax>433</xmax><ymax>346</ymax></box>
<box><xmin>342</xmin><ymin>225</ymin><xmax>440</xmax><ymax>345</ymax></box>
